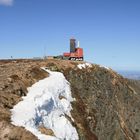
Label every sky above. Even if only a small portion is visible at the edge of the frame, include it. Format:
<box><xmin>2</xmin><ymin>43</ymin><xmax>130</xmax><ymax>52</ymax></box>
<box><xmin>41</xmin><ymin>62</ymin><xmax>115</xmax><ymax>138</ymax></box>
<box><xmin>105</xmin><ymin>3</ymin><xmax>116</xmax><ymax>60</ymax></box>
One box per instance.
<box><xmin>0</xmin><ymin>0</ymin><xmax>140</xmax><ymax>71</ymax></box>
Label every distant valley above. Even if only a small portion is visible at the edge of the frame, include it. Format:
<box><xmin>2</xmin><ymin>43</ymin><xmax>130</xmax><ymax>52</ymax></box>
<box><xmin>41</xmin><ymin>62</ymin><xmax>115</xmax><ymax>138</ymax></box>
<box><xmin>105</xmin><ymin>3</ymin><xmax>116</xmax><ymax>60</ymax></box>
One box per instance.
<box><xmin>118</xmin><ymin>70</ymin><xmax>140</xmax><ymax>80</ymax></box>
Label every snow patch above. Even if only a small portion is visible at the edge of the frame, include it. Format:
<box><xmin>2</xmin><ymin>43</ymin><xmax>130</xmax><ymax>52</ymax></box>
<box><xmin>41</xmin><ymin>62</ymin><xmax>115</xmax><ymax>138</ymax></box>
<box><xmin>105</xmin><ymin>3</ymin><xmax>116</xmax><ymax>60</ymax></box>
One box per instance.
<box><xmin>11</xmin><ymin>68</ymin><xmax>79</xmax><ymax>140</ymax></box>
<box><xmin>77</xmin><ymin>63</ymin><xmax>92</xmax><ymax>69</ymax></box>
<box><xmin>99</xmin><ymin>65</ymin><xmax>110</xmax><ymax>70</ymax></box>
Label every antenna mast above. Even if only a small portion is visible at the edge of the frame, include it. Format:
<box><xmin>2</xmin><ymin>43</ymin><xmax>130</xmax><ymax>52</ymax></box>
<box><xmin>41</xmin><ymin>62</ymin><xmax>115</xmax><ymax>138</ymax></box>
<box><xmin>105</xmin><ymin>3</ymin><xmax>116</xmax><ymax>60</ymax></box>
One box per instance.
<box><xmin>77</xmin><ymin>41</ymin><xmax>80</xmax><ymax>47</ymax></box>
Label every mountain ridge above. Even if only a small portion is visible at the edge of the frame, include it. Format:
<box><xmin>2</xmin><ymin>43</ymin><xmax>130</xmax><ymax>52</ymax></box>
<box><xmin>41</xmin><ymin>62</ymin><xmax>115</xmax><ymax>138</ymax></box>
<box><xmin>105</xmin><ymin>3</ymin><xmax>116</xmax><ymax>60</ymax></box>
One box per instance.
<box><xmin>0</xmin><ymin>59</ymin><xmax>140</xmax><ymax>140</ymax></box>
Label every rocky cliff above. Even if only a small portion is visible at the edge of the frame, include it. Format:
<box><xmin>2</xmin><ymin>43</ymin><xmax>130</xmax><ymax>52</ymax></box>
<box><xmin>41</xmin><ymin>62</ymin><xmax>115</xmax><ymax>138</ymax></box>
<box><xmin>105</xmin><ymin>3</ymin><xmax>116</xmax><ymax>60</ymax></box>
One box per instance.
<box><xmin>0</xmin><ymin>59</ymin><xmax>140</xmax><ymax>140</ymax></box>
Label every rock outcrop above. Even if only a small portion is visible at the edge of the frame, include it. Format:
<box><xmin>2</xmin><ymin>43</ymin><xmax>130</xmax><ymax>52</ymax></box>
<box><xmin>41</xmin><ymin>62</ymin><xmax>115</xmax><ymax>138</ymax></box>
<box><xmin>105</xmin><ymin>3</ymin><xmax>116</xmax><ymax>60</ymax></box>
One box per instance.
<box><xmin>0</xmin><ymin>59</ymin><xmax>140</xmax><ymax>140</ymax></box>
<box><xmin>64</xmin><ymin>65</ymin><xmax>140</xmax><ymax>140</ymax></box>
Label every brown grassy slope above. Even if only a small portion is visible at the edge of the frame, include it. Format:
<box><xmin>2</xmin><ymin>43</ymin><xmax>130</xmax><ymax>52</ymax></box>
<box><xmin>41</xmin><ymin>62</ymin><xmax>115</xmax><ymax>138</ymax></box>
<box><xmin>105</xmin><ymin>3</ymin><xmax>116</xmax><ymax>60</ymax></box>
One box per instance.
<box><xmin>64</xmin><ymin>66</ymin><xmax>140</xmax><ymax>140</ymax></box>
<box><xmin>0</xmin><ymin>59</ymin><xmax>140</xmax><ymax>140</ymax></box>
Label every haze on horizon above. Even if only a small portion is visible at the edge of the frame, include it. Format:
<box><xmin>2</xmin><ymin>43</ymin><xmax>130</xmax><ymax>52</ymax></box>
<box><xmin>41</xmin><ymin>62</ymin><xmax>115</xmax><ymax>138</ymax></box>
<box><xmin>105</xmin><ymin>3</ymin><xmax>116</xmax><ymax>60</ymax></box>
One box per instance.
<box><xmin>0</xmin><ymin>0</ymin><xmax>140</xmax><ymax>71</ymax></box>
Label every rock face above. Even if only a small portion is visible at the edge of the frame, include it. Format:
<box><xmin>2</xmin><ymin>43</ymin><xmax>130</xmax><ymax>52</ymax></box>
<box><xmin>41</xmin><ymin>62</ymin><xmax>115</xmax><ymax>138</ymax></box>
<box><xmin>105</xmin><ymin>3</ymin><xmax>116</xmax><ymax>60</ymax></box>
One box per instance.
<box><xmin>64</xmin><ymin>65</ymin><xmax>140</xmax><ymax>140</ymax></box>
<box><xmin>0</xmin><ymin>59</ymin><xmax>140</xmax><ymax>140</ymax></box>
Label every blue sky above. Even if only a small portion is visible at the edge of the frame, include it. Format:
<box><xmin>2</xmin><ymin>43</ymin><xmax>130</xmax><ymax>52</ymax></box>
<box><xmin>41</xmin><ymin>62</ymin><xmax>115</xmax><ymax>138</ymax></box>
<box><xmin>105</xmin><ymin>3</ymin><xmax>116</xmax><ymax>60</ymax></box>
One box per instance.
<box><xmin>0</xmin><ymin>0</ymin><xmax>140</xmax><ymax>70</ymax></box>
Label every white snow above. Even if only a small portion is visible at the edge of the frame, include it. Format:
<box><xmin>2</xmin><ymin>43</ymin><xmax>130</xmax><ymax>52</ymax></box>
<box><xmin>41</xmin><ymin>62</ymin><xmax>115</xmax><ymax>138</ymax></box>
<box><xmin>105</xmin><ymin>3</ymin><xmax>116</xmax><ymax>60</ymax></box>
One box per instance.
<box><xmin>11</xmin><ymin>68</ymin><xmax>79</xmax><ymax>140</ymax></box>
<box><xmin>99</xmin><ymin>65</ymin><xmax>110</xmax><ymax>70</ymax></box>
<box><xmin>77</xmin><ymin>63</ymin><xmax>92</xmax><ymax>69</ymax></box>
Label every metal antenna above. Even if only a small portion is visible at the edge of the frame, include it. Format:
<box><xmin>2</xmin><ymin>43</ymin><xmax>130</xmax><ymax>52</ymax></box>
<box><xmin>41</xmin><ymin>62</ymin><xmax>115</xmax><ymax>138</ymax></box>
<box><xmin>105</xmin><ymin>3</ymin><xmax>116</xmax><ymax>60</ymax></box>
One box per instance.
<box><xmin>77</xmin><ymin>41</ymin><xmax>80</xmax><ymax>47</ymax></box>
<box><xmin>44</xmin><ymin>46</ymin><xmax>46</xmax><ymax>59</ymax></box>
